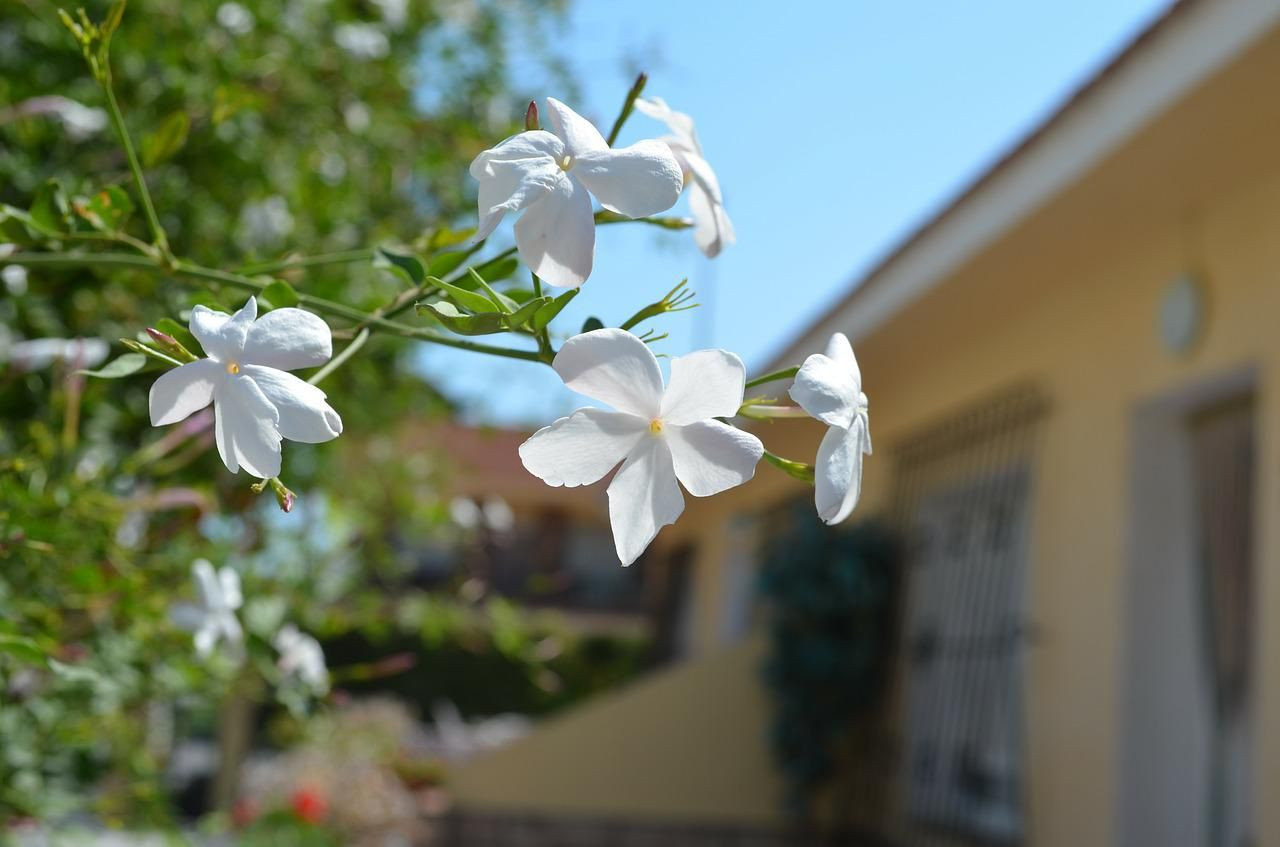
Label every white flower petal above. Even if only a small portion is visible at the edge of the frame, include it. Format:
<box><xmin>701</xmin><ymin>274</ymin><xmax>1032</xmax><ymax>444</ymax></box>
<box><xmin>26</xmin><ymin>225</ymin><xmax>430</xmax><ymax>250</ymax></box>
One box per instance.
<box><xmin>149</xmin><ymin>359</ymin><xmax>222</xmax><ymax>426</ymax></box>
<box><xmin>193</xmin><ymin>626</ymin><xmax>217</xmax><ymax>657</ymax></box>
<box><xmin>213</xmin><ymin>374</ymin><xmax>282</xmax><ymax>478</ymax></box>
<box><xmin>169</xmin><ymin>603</ymin><xmax>205</xmax><ymax>632</ymax></box>
<box><xmin>518</xmin><ymin>407</ymin><xmax>647</xmax><ymax>487</ymax></box>
<box><xmin>814</xmin><ymin>419</ymin><xmax>868</xmax><ymax>525</ymax></box>
<box><xmin>219</xmin><ymin>567</ymin><xmax>242</xmax><ymax>610</ymax></box>
<box><xmin>688</xmin><ymin>184</ymin><xmax>735</xmax><ymax>259</ymax></box>
<box><xmin>469</xmin><ymin>131</ymin><xmax>567</xmax><ymax>240</ymax></box>
<box><xmin>553</xmin><ymin>328</ymin><xmax>664</xmax><ymax>418</ymax></box>
<box><xmin>666</xmin><ymin>420</ymin><xmax>763</xmax><ymax>497</ymax></box>
<box><xmin>545</xmin><ymin>97</ymin><xmax>607</xmax><ymax>157</ymax></box>
<box><xmin>634</xmin><ymin>96</ymin><xmax>699</xmax><ymax>149</ymax></box>
<box><xmin>681</xmin><ymin>147</ymin><xmax>723</xmax><ymax>205</ymax></box>
<box><xmin>242</xmin><ymin>308</ymin><xmax>333</xmax><ymax>371</ymax></box>
<box><xmin>242</xmin><ymin>365</ymin><xmax>343</xmax><ymax>443</ymax></box>
<box><xmin>514</xmin><ymin>173</ymin><xmax>595</xmax><ymax>288</ymax></box>
<box><xmin>824</xmin><ymin>331</ymin><xmax>860</xmax><ymax>381</ymax></box>
<box><xmin>192</xmin><ymin>559</ymin><xmax>221</xmax><ymax>607</ymax></box>
<box><xmin>606</xmin><ymin>437</ymin><xmax>684</xmax><ymax>566</ymax></box>
<box><xmin>190</xmin><ymin>297</ymin><xmax>257</xmax><ymax>361</ymax></box>
<box><xmin>660</xmin><ymin>349</ymin><xmax>746</xmax><ymax>425</ymax></box>
<box><xmin>789</xmin><ymin>337</ymin><xmax>862</xmax><ymax>429</ymax></box>
<box><xmin>573</xmin><ymin>141</ymin><xmax>684</xmax><ymax>218</ymax></box>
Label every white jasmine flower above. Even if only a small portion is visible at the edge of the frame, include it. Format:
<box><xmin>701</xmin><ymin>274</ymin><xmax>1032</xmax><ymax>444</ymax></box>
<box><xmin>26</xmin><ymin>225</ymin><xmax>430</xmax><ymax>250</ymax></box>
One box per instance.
<box><xmin>519</xmin><ymin>328</ymin><xmax>763</xmax><ymax>565</ymax></box>
<box><xmin>1</xmin><ymin>336</ymin><xmax>108</xmax><ymax>370</ymax></box>
<box><xmin>470</xmin><ymin>98</ymin><xmax>684</xmax><ymax>288</ymax></box>
<box><xmin>274</xmin><ymin>624</ymin><xmax>329</xmax><ymax>693</ymax></box>
<box><xmin>172</xmin><ymin>559</ymin><xmax>244</xmax><ymax>658</ymax></box>
<box><xmin>789</xmin><ymin>332</ymin><xmax>871</xmax><ymax>525</ymax></box>
<box><xmin>148</xmin><ymin>297</ymin><xmax>343</xmax><ymax>480</ymax></box>
<box><xmin>634</xmin><ymin>96</ymin><xmax>736</xmax><ymax>258</ymax></box>
<box><xmin>334</xmin><ymin>22</ymin><xmax>390</xmax><ymax>60</ymax></box>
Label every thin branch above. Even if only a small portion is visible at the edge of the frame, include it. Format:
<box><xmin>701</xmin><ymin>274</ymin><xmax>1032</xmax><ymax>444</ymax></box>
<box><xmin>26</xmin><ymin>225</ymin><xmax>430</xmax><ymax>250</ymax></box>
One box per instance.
<box><xmin>744</xmin><ymin>366</ymin><xmax>799</xmax><ymax>390</ymax></box>
<box><xmin>605</xmin><ymin>72</ymin><xmax>648</xmax><ymax>147</ymax></box>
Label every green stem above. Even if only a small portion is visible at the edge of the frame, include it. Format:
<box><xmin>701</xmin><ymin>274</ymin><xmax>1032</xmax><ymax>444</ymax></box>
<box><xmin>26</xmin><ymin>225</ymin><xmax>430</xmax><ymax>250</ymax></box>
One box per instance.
<box><xmin>100</xmin><ymin>77</ymin><xmax>169</xmax><ymax>258</ymax></box>
<box><xmin>530</xmin><ymin>271</ymin><xmax>554</xmax><ymax>361</ymax></box>
<box><xmin>737</xmin><ymin>404</ymin><xmax>810</xmax><ymax>421</ymax></box>
<box><xmin>605</xmin><ymin>72</ymin><xmax>648</xmax><ymax>147</ymax></box>
<box><xmin>745</xmin><ymin>366</ymin><xmax>799</xmax><ymax>390</ymax></box>
<box><xmin>235</xmin><ymin>248</ymin><xmax>373</xmax><ymax>276</ymax></box>
<box><xmin>1</xmin><ymin>251</ymin><xmax>544</xmax><ymax>362</ymax></box>
<box><xmin>308</xmin><ymin>328</ymin><xmax>369</xmax><ymax>386</ymax></box>
<box><xmin>762</xmin><ymin>449</ymin><xmax>815</xmax><ymax>484</ymax></box>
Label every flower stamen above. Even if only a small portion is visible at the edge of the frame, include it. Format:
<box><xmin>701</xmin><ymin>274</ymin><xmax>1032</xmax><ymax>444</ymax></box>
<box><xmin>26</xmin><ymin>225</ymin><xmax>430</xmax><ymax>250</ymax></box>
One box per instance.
<box><xmin>649</xmin><ymin>418</ymin><xmax>664</xmax><ymax>435</ymax></box>
<box><xmin>226</xmin><ymin>362</ymin><xmax>240</xmax><ymax>375</ymax></box>
<box><xmin>559</xmin><ymin>154</ymin><xmax>574</xmax><ymax>171</ymax></box>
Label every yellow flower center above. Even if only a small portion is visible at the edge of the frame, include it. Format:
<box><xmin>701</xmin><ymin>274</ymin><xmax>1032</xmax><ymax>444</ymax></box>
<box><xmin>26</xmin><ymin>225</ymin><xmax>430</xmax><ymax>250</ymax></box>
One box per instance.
<box><xmin>226</xmin><ymin>362</ymin><xmax>240</xmax><ymax>375</ymax></box>
<box><xmin>559</xmin><ymin>154</ymin><xmax>574</xmax><ymax>171</ymax></box>
<box><xmin>649</xmin><ymin>418</ymin><xmax>664</xmax><ymax>435</ymax></box>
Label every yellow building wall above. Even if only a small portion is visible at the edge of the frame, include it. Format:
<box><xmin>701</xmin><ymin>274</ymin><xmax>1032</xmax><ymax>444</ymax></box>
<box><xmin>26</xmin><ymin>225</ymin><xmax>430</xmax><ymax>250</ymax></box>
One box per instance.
<box><xmin>450</xmin><ymin>22</ymin><xmax>1280</xmax><ymax>846</ymax></box>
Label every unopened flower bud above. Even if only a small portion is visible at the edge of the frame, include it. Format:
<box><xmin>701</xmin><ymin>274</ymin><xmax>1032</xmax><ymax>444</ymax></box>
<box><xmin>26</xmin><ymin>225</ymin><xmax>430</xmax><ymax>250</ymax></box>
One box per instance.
<box><xmin>145</xmin><ymin>327</ymin><xmax>198</xmax><ymax>362</ymax></box>
<box><xmin>524</xmin><ymin>100</ymin><xmax>539</xmax><ymax>132</ymax></box>
<box><xmin>270</xmin><ymin>478</ymin><xmax>296</xmax><ymax>513</ymax></box>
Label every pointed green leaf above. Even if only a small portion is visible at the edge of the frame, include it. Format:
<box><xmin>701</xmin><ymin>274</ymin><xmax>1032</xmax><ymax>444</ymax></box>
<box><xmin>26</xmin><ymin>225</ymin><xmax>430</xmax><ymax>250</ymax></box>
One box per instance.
<box><xmin>531</xmin><ymin>289</ymin><xmax>578</xmax><ymax>332</ymax></box>
<box><xmin>374</xmin><ymin>245</ymin><xmax>426</xmax><ymax>285</ymax></box>
<box><xmin>467</xmin><ymin>268</ymin><xmax>518</xmax><ymax>313</ymax></box>
<box><xmin>78</xmin><ymin>353</ymin><xmax>148</xmax><ymax>378</ymax></box>
<box><xmin>417</xmin><ymin>301</ymin><xmax>508</xmax><ymax>335</ymax></box>
<box><xmin>29</xmin><ymin>179</ymin><xmax>70</xmax><ymax>235</ymax></box>
<box><xmin>0</xmin><ymin>205</ymin><xmax>38</xmax><ymax>245</ymax></box>
<box><xmin>141</xmin><ymin>111</ymin><xmax>189</xmax><ymax>167</ymax></box>
<box><xmin>429</xmin><ymin>276</ymin><xmax>497</xmax><ymax>314</ymax></box>
<box><xmin>505</xmin><ymin>296</ymin><xmax>550</xmax><ymax>330</ymax></box>
<box><xmin>100</xmin><ymin>0</ymin><xmax>126</xmax><ymax>38</ymax></box>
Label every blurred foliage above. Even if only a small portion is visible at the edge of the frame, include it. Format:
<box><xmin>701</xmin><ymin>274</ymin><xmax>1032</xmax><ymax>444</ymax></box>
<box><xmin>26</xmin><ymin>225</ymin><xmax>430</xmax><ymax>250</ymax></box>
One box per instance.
<box><xmin>758</xmin><ymin>500</ymin><xmax>900</xmax><ymax>820</ymax></box>
<box><xmin>0</xmin><ymin>0</ymin><xmax>654</xmax><ymax>831</ymax></box>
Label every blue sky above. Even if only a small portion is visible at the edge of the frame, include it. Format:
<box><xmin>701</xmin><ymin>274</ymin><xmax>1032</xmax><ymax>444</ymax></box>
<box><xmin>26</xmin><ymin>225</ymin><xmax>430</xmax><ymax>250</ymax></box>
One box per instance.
<box><xmin>416</xmin><ymin>0</ymin><xmax>1175</xmax><ymax>427</ymax></box>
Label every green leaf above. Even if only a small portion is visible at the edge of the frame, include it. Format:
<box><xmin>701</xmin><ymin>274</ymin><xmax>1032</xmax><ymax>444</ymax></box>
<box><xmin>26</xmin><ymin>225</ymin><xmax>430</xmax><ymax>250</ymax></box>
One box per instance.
<box><xmin>582</xmin><ymin>317</ymin><xmax>605</xmax><ymax>334</ymax></box>
<box><xmin>0</xmin><ymin>634</ymin><xmax>43</xmax><ymax>665</ymax></box>
<box><xmin>29</xmin><ymin>179</ymin><xmax>70</xmax><ymax>235</ymax></box>
<box><xmin>429</xmin><ymin>276</ymin><xmax>497</xmax><ymax>314</ymax></box>
<box><xmin>374</xmin><ymin>246</ymin><xmax>426</xmax><ymax>286</ymax></box>
<box><xmin>427</xmin><ymin>226</ymin><xmax>476</xmax><ymax>251</ymax></box>
<box><xmin>531</xmin><ymin>289</ymin><xmax>578</xmax><ymax>332</ymax></box>
<box><xmin>425</xmin><ymin>250</ymin><xmax>469</xmax><ymax>278</ymax></box>
<box><xmin>77</xmin><ymin>353</ymin><xmax>148</xmax><ymax>378</ymax></box>
<box><xmin>73</xmin><ymin>186</ymin><xmax>134</xmax><ymax>232</ymax></box>
<box><xmin>506</xmin><ymin>296</ymin><xmax>550</xmax><ymax>330</ymax></box>
<box><xmin>261</xmin><ymin>279</ymin><xmax>300</xmax><ymax>309</ymax></box>
<box><xmin>141</xmin><ymin>111</ymin><xmax>189</xmax><ymax>167</ymax></box>
<box><xmin>417</xmin><ymin>301</ymin><xmax>508</xmax><ymax>335</ymax></box>
<box><xmin>467</xmin><ymin>255</ymin><xmax>519</xmax><ymax>285</ymax></box>
<box><xmin>0</xmin><ymin>205</ymin><xmax>37</xmax><ymax>245</ymax></box>
<box><xmin>467</xmin><ymin>268</ymin><xmax>519</xmax><ymax>313</ymax></box>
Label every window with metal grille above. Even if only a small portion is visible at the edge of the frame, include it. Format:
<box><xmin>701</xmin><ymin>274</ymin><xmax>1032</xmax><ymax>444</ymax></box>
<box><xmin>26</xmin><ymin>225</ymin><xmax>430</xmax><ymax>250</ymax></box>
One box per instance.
<box><xmin>892</xmin><ymin>387</ymin><xmax>1046</xmax><ymax>845</ymax></box>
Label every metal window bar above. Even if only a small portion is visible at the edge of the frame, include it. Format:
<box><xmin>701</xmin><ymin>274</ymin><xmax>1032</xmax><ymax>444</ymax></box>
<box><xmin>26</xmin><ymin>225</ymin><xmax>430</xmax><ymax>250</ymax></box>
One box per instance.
<box><xmin>883</xmin><ymin>385</ymin><xmax>1048</xmax><ymax>847</ymax></box>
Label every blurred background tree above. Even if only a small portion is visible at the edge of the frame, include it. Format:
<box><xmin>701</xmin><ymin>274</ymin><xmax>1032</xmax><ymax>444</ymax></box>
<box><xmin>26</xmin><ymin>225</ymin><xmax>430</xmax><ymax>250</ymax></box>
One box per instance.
<box><xmin>0</xmin><ymin>0</ymin><xmax>659</xmax><ymax>831</ymax></box>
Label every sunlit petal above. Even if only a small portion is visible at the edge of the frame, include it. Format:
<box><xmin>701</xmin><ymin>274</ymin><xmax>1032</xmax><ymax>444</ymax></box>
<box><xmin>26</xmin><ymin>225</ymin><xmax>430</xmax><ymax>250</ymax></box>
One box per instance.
<box><xmin>149</xmin><ymin>359</ymin><xmax>222</xmax><ymax>426</ymax></box>
<box><xmin>243</xmin><ymin>365</ymin><xmax>342</xmax><ymax>443</ymax></box>
<box><xmin>518</xmin><ymin>407</ymin><xmax>648</xmax><ymax>487</ymax></box>
<box><xmin>606</xmin><ymin>437</ymin><xmax>684</xmax><ymax>566</ymax></box>
<box><xmin>242</xmin><ymin>308</ymin><xmax>333</xmax><ymax>371</ymax></box>
<box><xmin>552</xmin><ymin>328</ymin><xmax>664</xmax><ymax>418</ymax></box>
<box><xmin>666</xmin><ymin>420</ymin><xmax>763</xmax><ymax>497</ymax></box>
<box><xmin>660</xmin><ymin>349</ymin><xmax>746</xmax><ymax>425</ymax></box>
<box><xmin>514</xmin><ymin>174</ymin><xmax>595</xmax><ymax>288</ymax></box>
<box><xmin>573</xmin><ymin>141</ymin><xmax>684</xmax><ymax>218</ymax></box>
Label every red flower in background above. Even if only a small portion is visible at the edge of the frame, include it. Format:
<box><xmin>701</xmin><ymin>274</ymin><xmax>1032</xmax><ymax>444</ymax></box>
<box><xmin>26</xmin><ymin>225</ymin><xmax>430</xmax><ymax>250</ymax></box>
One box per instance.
<box><xmin>290</xmin><ymin>786</ymin><xmax>328</xmax><ymax>824</ymax></box>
